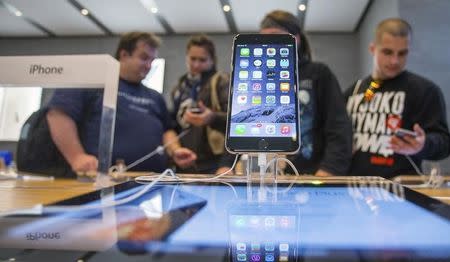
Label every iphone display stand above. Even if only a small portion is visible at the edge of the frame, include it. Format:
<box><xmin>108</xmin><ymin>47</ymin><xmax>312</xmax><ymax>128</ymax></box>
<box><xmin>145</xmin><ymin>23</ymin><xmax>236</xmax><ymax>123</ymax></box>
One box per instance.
<box><xmin>244</xmin><ymin>153</ymin><xmax>279</xmax><ymax>203</ymax></box>
<box><xmin>0</xmin><ymin>55</ymin><xmax>119</xmax><ymax>188</ymax></box>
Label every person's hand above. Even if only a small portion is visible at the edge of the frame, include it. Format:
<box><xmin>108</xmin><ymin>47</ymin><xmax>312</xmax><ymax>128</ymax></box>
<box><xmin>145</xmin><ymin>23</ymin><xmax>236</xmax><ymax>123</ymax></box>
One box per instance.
<box><xmin>172</xmin><ymin>147</ymin><xmax>197</xmax><ymax>169</ymax></box>
<box><xmin>71</xmin><ymin>153</ymin><xmax>98</xmax><ymax>173</ymax></box>
<box><xmin>390</xmin><ymin>123</ymin><xmax>425</xmax><ymax>155</ymax></box>
<box><xmin>315</xmin><ymin>169</ymin><xmax>334</xmax><ymax>177</ymax></box>
<box><xmin>216</xmin><ymin>166</ymin><xmax>234</xmax><ymax>175</ymax></box>
<box><xmin>183</xmin><ymin>101</ymin><xmax>215</xmax><ymax>127</ymax></box>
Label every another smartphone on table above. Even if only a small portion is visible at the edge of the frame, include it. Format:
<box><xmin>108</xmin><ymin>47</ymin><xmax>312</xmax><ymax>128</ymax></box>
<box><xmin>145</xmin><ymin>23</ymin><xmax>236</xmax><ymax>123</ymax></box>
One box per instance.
<box><xmin>225</xmin><ymin>34</ymin><xmax>300</xmax><ymax>154</ymax></box>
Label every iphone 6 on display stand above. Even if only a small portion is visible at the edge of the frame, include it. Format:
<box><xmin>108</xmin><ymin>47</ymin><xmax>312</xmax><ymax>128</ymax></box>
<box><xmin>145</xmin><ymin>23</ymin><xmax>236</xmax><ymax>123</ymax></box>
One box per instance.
<box><xmin>225</xmin><ymin>34</ymin><xmax>300</xmax><ymax>154</ymax></box>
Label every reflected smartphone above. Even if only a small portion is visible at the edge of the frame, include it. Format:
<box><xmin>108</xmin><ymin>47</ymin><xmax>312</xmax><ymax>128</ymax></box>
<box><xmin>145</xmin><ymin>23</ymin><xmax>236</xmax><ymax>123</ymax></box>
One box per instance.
<box><xmin>225</xmin><ymin>34</ymin><xmax>300</xmax><ymax>153</ymax></box>
<box><xmin>394</xmin><ymin>128</ymin><xmax>417</xmax><ymax>138</ymax></box>
<box><xmin>227</xmin><ymin>202</ymin><xmax>299</xmax><ymax>262</ymax></box>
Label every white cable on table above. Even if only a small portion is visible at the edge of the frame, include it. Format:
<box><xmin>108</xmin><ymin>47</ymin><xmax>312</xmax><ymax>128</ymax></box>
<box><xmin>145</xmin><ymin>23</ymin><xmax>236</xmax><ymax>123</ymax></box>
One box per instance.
<box><xmin>0</xmin><ymin>169</ymin><xmax>174</xmax><ymax>216</ymax></box>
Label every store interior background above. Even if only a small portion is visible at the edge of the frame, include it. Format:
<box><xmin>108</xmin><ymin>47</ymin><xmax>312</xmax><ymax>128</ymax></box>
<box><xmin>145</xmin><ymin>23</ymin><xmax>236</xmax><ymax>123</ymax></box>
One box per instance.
<box><xmin>1</xmin><ymin>0</ymin><xmax>449</xmax><ymax>173</ymax></box>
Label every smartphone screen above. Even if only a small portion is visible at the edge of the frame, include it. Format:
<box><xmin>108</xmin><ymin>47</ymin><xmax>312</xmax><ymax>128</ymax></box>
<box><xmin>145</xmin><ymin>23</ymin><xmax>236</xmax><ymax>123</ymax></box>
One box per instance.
<box><xmin>228</xmin><ymin>203</ymin><xmax>299</xmax><ymax>262</ymax></box>
<box><xmin>226</xmin><ymin>34</ymin><xmax>299</xmax><ymax>153</ymax></box>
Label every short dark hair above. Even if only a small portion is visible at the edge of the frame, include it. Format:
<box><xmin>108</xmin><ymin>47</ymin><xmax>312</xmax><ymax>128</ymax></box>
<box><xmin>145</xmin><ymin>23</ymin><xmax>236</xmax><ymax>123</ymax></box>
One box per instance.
<box><xmin>115</xmin><ymin>32</ymin><xmax>161</xmax><ymax>60</ymax></box>
<box><xmin>186</xmin><ymin>34</ymin><xmax>217</xmax><ymax>67</ymax></box>
<box><xmin>375</xmin><ymin>18</ymin><xmax>412</xmax><ymax>43</ymax></box>
<box><xmin>260</xmin><ymin>10</ymin><xmax>312</xmax><ymax>61</ymax></box>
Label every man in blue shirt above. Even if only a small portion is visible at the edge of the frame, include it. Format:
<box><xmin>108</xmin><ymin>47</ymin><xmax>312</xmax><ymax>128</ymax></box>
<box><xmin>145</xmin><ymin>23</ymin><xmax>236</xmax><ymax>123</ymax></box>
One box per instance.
<box><xmin>47</xmin><ymin>32</ymin><xmax>196</xmax><ymax>175</ymax></box>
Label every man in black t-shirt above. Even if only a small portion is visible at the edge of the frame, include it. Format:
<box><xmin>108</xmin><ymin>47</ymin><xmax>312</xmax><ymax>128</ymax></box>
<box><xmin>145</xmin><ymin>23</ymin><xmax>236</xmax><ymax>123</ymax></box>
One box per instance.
<box><xmin>344</xmin><ymin>18</ymin><xmax>450</xmax><ymax>178</ymax></box>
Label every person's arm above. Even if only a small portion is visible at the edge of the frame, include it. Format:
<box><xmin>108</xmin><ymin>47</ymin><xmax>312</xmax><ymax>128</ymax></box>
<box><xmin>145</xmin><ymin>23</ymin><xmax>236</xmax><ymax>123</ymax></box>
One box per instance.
<box><xmin>47</xmin><ymin>108</ymin><xmax>98</xmax><ymax>172</ymax></box>
<box><xmin>393</xmin><ymin>84</ymin><xmax>450</xmax><ymax>160</ymax></box>
<box><xmin>209</xmin><ymin>73</ymin><xmax>229</xmax><ymax>132</ymax></box>
<box><xmin>316</xmin><ymin>65</ymin><xmax>353</xmax><ymax>176</ymax></box>
<box><xmin>163</xmin><ymin>130</ymin><xmax>197</xmax><ymax>169</ymax></box>
<box><xmin>215</xmin><ymin>152</ymin><xmax>237</xmax><ymax>175</ymax></box>
<box><xmin>157</xmin><ymin>87</ymin><xmax>198</xmax><ymax>169</ymax></box>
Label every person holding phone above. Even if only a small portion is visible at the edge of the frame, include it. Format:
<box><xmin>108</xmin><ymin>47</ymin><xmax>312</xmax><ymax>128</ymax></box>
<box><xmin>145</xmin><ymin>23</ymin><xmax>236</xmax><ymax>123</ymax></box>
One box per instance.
<box><xmin>170</xmin><ymin>34</ymin><xmax>234</xmax><ymax>174</ymax></box>
<box><xmin>344</xmin><ymin>18</ymin><xmax>450</xmax><ymax>178</ymax></box>
<box><xmin>259</xmin><ymin>10</ymin><xmax>353</xmax><ymax>176</ymax></box>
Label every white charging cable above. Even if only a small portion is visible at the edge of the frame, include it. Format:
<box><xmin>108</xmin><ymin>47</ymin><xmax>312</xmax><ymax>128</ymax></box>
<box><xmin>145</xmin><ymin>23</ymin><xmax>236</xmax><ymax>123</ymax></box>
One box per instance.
<box><xmin>265</xmin><ymin>155</ymin><xmax>300</xmax><ymax>177</ymax></box>
<box><xmin>0</xmin><ymin>169</ymin><xmax>176</xmax><ymax>216</ymax></box>
<box><xmin>135</xmin><ymin>154</ymin><xmax>240</xmax><ymax>183</ymax></box>
<box><xmin>404</xmin><ymin>155</ymin><xmax>444</xmax><ymax>188</ymax></box>
<box><xmin>109</xmin><ymin>129</ymin><xmax>190</xmax><ymax>179</ymax></box>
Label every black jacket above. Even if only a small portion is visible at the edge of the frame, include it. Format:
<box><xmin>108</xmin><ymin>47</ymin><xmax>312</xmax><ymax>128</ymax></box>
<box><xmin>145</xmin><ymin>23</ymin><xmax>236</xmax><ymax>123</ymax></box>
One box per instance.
<box><xmin>288</xmin><ymin>60</ymin><xmax>353</xmax><ymax>175</ymax></box>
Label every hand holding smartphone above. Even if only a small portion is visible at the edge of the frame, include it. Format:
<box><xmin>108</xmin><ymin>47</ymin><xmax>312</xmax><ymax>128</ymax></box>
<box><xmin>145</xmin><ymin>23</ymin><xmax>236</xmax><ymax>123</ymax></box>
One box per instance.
<box><xmin>394</xmin><ymin>128</ymin><xmax>417</xmax><ymax>138</ymax></box>
<box><xmin>188</xmin><ymin>107</ymin><xmax>203</xmax><ymax>114</ymax></box>
<box><xmin>225</xmin><ymin>34</ymin><xmax>300</xmax><ymax>154</ymax></box>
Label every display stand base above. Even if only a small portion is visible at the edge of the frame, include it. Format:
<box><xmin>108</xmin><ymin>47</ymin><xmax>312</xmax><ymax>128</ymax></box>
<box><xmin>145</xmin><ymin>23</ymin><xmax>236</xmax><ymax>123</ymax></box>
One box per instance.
<box><xmin>244</xmin><ymin>153</ymin><xmax>279</xmax><ymax>203</ymax></box>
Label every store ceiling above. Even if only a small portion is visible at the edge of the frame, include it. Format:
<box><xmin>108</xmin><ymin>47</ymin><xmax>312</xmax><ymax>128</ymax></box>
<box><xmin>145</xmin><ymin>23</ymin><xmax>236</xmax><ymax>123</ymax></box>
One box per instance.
<box><xmin>0</xmin><ymin>0</ymin><xmax>370</xmax><ymax>37</ymax></box>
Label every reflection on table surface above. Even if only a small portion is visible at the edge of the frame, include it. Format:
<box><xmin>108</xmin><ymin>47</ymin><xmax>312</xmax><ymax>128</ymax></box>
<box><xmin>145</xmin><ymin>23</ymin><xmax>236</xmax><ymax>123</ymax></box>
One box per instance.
<box><xmin>0</xmin><ymin>175</ymin><xmax>449</xmax><ymax>261</ymax></box>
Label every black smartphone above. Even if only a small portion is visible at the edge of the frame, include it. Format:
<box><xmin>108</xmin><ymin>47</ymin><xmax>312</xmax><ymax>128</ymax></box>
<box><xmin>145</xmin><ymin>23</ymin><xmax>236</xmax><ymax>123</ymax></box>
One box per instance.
<box><xmin>225</xmin><ymin>34</ymin><xmax>300</xmax><ymax>153</ymax></box>
<box><xmin>188</xmin><ymin>107</ymin><xmax>203</xmax><ymax>114</ymax></box>
<box><xmin>227</xmin><ymin>202</ymin><xmax>299</xmax><ymax>262</ymax></box>
<box><xmin>394</xmin><ymin>128</ymin><xmax>417</xmax><ymax>138</ymax></box>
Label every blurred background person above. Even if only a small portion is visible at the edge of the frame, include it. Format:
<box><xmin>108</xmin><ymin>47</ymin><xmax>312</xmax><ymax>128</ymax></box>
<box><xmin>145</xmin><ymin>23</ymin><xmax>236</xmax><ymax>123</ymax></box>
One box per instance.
<box><xmin>170</xmin><ymin>34</ymin><xmax>234</xmax><ymax>174</ymax></box>
<box><xmin>47</xmin><ymin>32</ymin><xmax>196</xmax><ymax>176</ymax></box>
<box><xmin>260</xmin><ymin>10</ymin><xmax>353</xmax><ymax>176</ymax></box>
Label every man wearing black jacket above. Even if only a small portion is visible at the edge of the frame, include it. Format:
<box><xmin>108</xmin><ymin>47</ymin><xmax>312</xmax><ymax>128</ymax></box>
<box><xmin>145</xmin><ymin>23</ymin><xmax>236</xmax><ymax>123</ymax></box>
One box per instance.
<box><xmin>345</xmin><ymin>18</ymin><xmax>450</xmax><ymax>178</ymax></box>
<box><xmin>260</xmin><ymin>10</ymin><xmax>353</xmax><ymax>176</ymax></box>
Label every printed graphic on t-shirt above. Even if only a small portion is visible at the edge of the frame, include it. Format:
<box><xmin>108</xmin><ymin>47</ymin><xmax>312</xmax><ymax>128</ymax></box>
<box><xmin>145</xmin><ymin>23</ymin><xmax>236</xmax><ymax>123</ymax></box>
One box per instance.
<box><xmin>346</xmin><ymin>91</ymin><xmax>406</xmax><ymax>163</ymax></box>
<box><xmin>119</xmin><ymin>91</ymin><xmax>156</xmax><ymax>114</ymax></box>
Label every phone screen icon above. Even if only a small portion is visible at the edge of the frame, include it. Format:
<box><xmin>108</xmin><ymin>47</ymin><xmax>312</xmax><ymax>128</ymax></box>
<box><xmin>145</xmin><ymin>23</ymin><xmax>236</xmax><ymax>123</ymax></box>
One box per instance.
<box><xmin>265</xmin><ymin>125</ymin><xmax>276</xmax><ymax>135</ymax></box>
<box><xmin>280</xmin><ymin>48</ymin><xmax>289</xmax><ymax>56</ymax></box>
<box><xmin>266</xmin><ymin>48</ymin><xmax>276</xmax><ymax>56</ymax></box>
<box><xmin>280</xmin><ymin>96</ymin><xmax>290</xmax><ymax>104</ymax></box>
<box><xmin>237</xmin><ymin>95</ymin><xmax>247</xmax><ymax>104</ymax></box>
<box><xmin>240</xmin><ymin>59</ymin><xmax>249</xmax><ymax>68</ymax></box>
<box><xmin>266</xmin><ymin>83</ymin><xmax>275</xmax><ymax>91</ymax></box>
<box><xmin>280</xmin><ymin>71</ymin><xmax>290</xmax><ymax>79</ymax></box>
<box><xmin>254</xmin><ymin>48</ymin><xmax>263</xmax><ymax>56</ymax></box>
<box><xmin>239</xmin><ymin>71</ymin><xmax>249</xmax><ymax>79</ymax></box>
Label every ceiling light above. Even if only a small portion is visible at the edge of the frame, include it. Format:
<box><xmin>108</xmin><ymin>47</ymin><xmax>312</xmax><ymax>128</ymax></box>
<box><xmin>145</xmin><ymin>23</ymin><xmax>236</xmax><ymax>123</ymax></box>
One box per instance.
<box><xmin>223</xmin><ymin>5</ymin><xmax>231</xmax><ymax>12</ymax></box>
<box><xmin>80</xmin><ymin>9</ymin><xmax>89</xmax><ymax>16</ymax></box>
<box><xmin>3</xmin><ymin>2</ymin><xmax>23</xmax><ymax>17</ymax></box>
<box><xmin>298</xmin><ymin>4</ymin><xmax>306</xmax><ymax>12</ymax></box>
<box><xmin>140</xmin><ymin>0</ymin><xmax>160</xmax><ymax>15</ymax></box>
